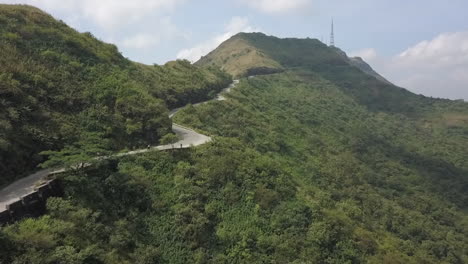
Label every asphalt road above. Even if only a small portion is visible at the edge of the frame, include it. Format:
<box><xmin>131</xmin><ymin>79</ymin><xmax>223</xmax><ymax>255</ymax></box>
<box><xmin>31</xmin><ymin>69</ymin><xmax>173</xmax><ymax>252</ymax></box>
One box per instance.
<box><xmin>0</xmin><ymin>79</ymin><xmax>239</xmax><ymax>212</ymax></box>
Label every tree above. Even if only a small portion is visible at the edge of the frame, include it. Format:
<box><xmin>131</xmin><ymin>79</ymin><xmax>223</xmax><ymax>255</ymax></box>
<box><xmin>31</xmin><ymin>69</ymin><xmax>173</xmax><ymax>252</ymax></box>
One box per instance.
<box><xmin>40</xmin><ymin>132</ymin><xmax>111</xmax><ymax>171</ymax></box>
<box><xmin>159</xmin><ymin>133</ymin><xmax>179</xmax><ymax>145</ymax></box>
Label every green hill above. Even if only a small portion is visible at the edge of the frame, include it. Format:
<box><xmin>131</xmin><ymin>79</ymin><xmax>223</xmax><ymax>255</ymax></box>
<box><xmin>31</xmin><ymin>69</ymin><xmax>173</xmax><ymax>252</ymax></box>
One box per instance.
<box><xmin>197</xmin><ymin>33</ymin><xmax>283</xmax><ymax>78</ymax></box>
<box><xmin>174</xmin><ymin>73</ymin><xmax>468</xmax><ymax>264</ymax></box>
<box><xmin>176</xmin><ymin>34</ymin><xmax>468</xmax><ymax>263</ymax></box>
<box><xmin>1</xmin><ymin>15</ymin><xmax>468</xmax><ymax>264</ymax></box>
<box><xmin>200</xmin><ymin>33</ymin><xmax>460</xmax><ymax>115</ymax></box>
<box><xmin>0</xmin><ymin>4</ymin><xmax>230</xmax><ymax>186</ymax></box>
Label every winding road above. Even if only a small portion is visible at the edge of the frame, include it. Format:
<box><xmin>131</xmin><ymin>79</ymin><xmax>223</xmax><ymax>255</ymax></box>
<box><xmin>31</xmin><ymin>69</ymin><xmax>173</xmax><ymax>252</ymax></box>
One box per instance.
<box><xmin>0</xmin><ymin>79</ymin><xmax>240</xmax><ymax>212</ymax></box>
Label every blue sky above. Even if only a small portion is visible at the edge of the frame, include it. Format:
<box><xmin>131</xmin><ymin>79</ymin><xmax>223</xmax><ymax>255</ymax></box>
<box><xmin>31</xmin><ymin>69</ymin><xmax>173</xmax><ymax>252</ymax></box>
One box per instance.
<box><xmin>3</xmin><ymin>0</ymin><xmax>468</xmax><ymax>100</ymax></box>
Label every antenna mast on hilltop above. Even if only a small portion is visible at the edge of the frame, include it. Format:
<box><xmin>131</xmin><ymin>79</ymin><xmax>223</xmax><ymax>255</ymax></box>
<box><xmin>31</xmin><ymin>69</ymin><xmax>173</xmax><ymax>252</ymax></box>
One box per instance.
<box><xmin>330</xmin><ymin>19</ymin><xmax>335</xmax><ymax>47</ymax></box>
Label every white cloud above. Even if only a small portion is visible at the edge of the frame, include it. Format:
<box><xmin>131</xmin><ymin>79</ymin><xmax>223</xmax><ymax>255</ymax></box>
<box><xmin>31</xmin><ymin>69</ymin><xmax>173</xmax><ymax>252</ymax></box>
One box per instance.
<box><xmin>394</xmin><ymin>32</ymin><xmax>468</xmax><ymax>70</ymax></box>
<box><xmin>176</xmin><ymin>16</ymin><xmax>259</xmax><ymax>62</ymax></box>
<box><xmin>119</xmin><ymin>17</ymin><xmax>188</xmax><ymax>49</ymax></box>
<box><xmin>240</xmin><ymin>0</ymin><xmax>311</xmax><ymax>14</ymax></box>
<box><xmin>4</xmin><ymin>0</ymin><xmax>189</xmax><ymax>63</ymax></box>
<box><xmin>349</xmin><ymin>48</ymin><xmax>378</xmax><ymax>62</ymax></box>
<box><xmin>121</xmin><ymin>33</ymin><xmax>160</xmax><ymax>49</ymax></box>
<box><xmin>4</xmin><ymin>0</ymin><xmax>185</xmax><ymax>29</ymax></box>
<box><xmin>350</xmin><ymin>32</ymin><xmax>468</xmax><ymax>100</ymax></box>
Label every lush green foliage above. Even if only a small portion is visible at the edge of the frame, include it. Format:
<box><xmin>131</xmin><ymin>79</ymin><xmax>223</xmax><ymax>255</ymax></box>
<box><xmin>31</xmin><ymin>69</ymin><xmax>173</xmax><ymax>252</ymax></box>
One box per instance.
<box><xmin>0</xmin><ymin>5</ymin><xmax>230</xmax><ymax>186</ymax></box>
<box><xmin>174</xmin><ymin>73</ymin><xmax>468</xmax><ymax>263</ymax></box>
<box><xmin>136</xmin><ymin>61</ymin><xmax>231</xmax><ymax>109</ymax></box>
<box><xmin>2</xmin><ymin>71</ymin><xmax>467</xmax><ymax>263</ymax></box>
<box><xmin>1</xmin><ymin>18</ymin><xmax>468</xmax><ymax>263</ymax></box>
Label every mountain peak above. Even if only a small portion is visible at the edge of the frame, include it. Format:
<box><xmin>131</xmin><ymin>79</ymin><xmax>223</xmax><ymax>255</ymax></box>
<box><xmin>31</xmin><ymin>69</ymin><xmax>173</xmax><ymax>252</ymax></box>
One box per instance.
<box><xmin>197</xmin><ymin>32</ymin><xmax>283</xmax><ymax>78</ymax></box>
<box><xmin>199</xmin><ymin>32</ymin><xmax>390</xmax><ymax>83</ymax></box>
<box><xmin>197</xmin><ymin>32</ymin><xmax>355</xmax><ymax>77</ymax></box>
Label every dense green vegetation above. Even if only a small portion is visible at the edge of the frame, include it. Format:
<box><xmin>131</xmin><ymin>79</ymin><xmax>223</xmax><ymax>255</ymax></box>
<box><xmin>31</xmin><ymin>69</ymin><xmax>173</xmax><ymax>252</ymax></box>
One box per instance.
<box><xmin>172</xmin><ymin>73</ymin><xmax>468</xmax><ymax>263</ymax></box>
<box><xmin>0</xmin><ymin>4</ymin><xmax>230</xmax><ymax>186</ymax></box>
<box><xmin>2</xmin><ymin>71</ymin><xmax>467</xmax><ymax>263</ymax></box>
<box><xmin>1</xmin><ymin>10</ymin><xmax>468</xmax><ymax>264</ymax></box>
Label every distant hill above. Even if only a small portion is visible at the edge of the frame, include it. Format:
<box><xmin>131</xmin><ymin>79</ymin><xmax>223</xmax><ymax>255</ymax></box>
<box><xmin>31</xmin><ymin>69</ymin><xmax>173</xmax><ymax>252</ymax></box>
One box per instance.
<box><xmin>200</xmin><ymin>33</ymin><xmax>468</xmax><ymax>130</ymax></box>
<box><xmin>199</xmin><ymin>32</ymin><xmax>391</xmax><ymax>84</ymax></box>
<box><xmin>198</xmin><ymin>33</ymin><xmax>438</xmax><ymax>114</ymax></box>
<box><xmin>0</xmin><ymin>4</ymin><xmax>230</xmax><ymax>186</ymax></box>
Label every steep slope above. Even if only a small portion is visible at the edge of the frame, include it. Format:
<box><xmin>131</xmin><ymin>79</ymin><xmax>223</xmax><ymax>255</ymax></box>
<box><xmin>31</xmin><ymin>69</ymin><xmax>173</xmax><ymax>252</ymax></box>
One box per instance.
<box><xmin>348</xmin><ymin>56</ymin><xmax>391</xmax><ymax>84</ymax></box>
<box><xmin>0</xmin><ymin>4</ymin><xmax>230</xmax><ymax>186</ymax></box>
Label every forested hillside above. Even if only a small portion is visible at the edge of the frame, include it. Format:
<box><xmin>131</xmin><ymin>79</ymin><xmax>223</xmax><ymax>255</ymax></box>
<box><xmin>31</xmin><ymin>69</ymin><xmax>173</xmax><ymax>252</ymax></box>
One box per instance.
<box><xmin>0</xmin><ymin>5</ymin><xmax>230</xmax><ymax>186</ymax></box>
<box><xmin>1</xmin><ymin>13</ymin><xmax>468</xmax><ymax>264</ymax></box>
<box><xmin>175</xmin><ymin>73</ymin><xmax>468</xmax><ymax>261</ymax></box>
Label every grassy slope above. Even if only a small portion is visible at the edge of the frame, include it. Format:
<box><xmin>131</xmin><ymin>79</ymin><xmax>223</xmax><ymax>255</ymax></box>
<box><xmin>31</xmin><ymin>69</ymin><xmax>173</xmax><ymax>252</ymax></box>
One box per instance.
<box><xmin>0</xmin><ymin>4</ymin><xmax>230</xmax><ymax>186</ymax></box>
<box><xmin>196</xmin><ymin>34</ymin><xmax>282</xmax><ymax>78</ymax></box>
